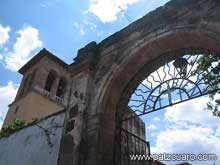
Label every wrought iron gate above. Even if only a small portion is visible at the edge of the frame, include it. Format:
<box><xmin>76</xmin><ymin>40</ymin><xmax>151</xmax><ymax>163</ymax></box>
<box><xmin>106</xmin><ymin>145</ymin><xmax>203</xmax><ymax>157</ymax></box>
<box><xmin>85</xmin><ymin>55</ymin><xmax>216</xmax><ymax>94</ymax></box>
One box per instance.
<box><xmin>115</xmin><ymin>50</ymin><xmax>220</xmax><ymax>165</ymax></box>
<box><xmin>116</xmin><ymin>127</ymin><xmax>151</xmax><ymax>165</ymax></box>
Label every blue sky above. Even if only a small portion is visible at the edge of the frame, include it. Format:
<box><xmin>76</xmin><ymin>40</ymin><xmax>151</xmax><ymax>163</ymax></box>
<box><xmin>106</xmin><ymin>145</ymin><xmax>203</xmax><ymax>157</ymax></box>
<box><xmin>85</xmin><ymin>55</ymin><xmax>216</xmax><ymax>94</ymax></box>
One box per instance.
<box><xmin>0</xmin><ymin>0</ymin><xmax>169</xmax><ymax>121</ymax></box>
<box><xmin>0</xmin><ymin>0</ymin><xmax>220</xmax><ymax>164</ymax></box>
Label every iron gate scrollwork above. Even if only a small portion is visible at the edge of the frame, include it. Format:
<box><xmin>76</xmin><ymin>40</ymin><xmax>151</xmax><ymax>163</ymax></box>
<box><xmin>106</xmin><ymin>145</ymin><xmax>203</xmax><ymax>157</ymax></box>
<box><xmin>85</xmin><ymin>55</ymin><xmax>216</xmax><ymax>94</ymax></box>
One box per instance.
<box><xmin>125</xmin><ymin>52</ymin><xmax>220</xmax><ymax>121</ymax></box>
<box><xmin>116</xmin><ymin>49</ymin><xmax>220</xmax><ymax>165</ymax></box>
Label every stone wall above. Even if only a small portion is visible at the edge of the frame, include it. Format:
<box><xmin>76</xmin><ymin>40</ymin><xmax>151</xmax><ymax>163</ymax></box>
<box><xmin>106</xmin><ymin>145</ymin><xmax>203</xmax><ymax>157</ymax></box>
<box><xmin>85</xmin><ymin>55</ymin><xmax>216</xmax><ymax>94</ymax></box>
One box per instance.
<box><xmin>0</xmin><ymin>111</ymin><xmax>65</xmax><ymax>165</ymax></box>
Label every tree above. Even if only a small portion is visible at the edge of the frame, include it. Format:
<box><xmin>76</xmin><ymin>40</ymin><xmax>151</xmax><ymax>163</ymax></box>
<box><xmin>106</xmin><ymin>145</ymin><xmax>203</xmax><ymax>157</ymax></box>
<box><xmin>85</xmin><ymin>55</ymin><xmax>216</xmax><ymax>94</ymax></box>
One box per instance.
<box><xmin>191</xmin><ymin>54</ymin><xmax>220</xmax><ymax>117</ymax></box>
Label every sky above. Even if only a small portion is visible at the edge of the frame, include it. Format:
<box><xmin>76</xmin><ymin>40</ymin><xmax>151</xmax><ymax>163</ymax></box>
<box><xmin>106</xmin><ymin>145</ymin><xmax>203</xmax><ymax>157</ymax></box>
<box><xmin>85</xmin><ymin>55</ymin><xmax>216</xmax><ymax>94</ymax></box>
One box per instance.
<box><xmin>0</xmin><ymin>0</ymin><xmax>219</xmax><ymax>165</ymax></box>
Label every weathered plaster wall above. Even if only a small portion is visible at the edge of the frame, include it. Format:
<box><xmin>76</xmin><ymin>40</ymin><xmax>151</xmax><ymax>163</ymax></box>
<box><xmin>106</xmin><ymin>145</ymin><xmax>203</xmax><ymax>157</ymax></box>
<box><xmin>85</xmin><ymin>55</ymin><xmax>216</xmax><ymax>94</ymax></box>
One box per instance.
<box><xmin>58</xmin><ymin>70</ymin><xmax>93</xmax><ymax>165</ymax></box>
<box><xmin>0</xmin><ymin>111</ymin><xmax>65</xmax><ymax>165</ymax></box>
<box><xmin>4</xmin><ymin>91</ymin><xmax>64</xmax><ymax>126</ymax></box>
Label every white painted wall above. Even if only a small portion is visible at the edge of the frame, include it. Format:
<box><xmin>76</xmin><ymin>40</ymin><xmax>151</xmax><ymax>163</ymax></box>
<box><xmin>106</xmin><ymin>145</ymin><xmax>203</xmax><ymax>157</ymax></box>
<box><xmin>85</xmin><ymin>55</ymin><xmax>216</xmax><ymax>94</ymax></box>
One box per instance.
<box><xmin>0</xmin><ymin>112</ymin><xmax>65</xmax><ymax>165</ymax></box>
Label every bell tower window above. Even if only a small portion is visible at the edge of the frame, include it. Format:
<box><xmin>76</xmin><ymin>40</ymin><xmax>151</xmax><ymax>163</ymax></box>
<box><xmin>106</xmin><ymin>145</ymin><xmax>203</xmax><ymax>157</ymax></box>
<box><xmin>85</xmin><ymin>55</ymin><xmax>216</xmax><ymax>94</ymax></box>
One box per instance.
<box><xmin>56</xmin><ymin>78</ymin><xmax>67</xmax><ymax>98</ymax></box>
<box><xmin>44</xmin><ymin>70</ymin><xmax>57</xmax><ymax>92</ymax></box>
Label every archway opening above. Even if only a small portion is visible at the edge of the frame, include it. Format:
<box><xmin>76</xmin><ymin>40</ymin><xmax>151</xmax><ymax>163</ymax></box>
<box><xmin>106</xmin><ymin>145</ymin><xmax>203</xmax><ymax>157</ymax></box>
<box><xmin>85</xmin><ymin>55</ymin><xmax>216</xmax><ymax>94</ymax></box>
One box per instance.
<box><xmin>115</xmin><ymin>49</ymin><xmax>220</xmax><ymax>165</ymax></box>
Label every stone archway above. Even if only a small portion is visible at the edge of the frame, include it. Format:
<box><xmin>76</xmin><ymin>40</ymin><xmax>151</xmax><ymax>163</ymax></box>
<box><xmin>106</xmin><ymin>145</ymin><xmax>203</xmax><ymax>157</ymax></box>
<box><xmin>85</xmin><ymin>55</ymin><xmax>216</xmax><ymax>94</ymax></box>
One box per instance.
<box><xmin>96</xmin><ymin>32</ymin><xmax>220</xmax><ymax>165</ymax></box>
<box><xmin>56</xmin><ymin>1</ymin><xmax>220</xmax><ymax>165</ymax></box>
<box><xmin>92</xmin><ymin>1</ymin><xmax>220</xmax><ymax>164</ymax></box>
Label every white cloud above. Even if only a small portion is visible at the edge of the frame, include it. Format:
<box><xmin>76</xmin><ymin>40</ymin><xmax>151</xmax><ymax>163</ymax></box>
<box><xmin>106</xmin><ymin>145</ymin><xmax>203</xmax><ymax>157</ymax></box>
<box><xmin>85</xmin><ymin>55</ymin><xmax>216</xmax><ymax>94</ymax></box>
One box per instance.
<box><xmin>149</xmin><ymin>96</ymin><xmax>220</xmax><ymax>165</ymax></box>
<box><xmin>0</xmin><ymin>81</ymin><xmax>19</xmax><ymax>128</ymax></box>
<box><xmin>150</xmin><ymin>132</ymin><xmax>156</xmax><ymax>137</ymax></box>
<box><xmin>151</xmin><ymin>125</ymin><xmax>220</xmax><ymax>165</ymax></box>
<box><xmin>88</xmin><ymin>0</ymin><xmax>140</xmax><ymax>23</ymax></box>
<box><xmin>153</xmin><ymin>116</ymin><xmax>160</xmax><ymax>121</ymax></box>
<box><xmin>165</xmin><ymin>97</ymin><xmax>220</xmax><ymax>128</ymax></box>
<box><xmin>4</xmin><ymin>25</ymin><xmax>42</xmax><ymax>71</ymax></box>
<box><xmin>0</xmin><ymin>24</ymin><xmax>10</xmax><ymax>47</ymax></box>
<box><xmin>79</xmin><ymin>28</ymin><xmax>85</xmax><ymax>35</ymax></box>
<box><xmin>73</xmin><ymin>20</ymin><xmax>97</xmax><ymax>35</ymax></box>
<box><xmin>151</xmin><ymin>125</ymin><xmax>219</xmax><ymax>153</ymax></box>
<box><xmin>0</xmin><ymin>54</ymin><xmax>3</xmax><ymax>61</ymax></box>
<box><xmin>82</xmin><ymin>20</ymin><xmax>97</xmax><ymax>30</ymax></box>
<box><xmin>215</xmin><ymin>126</ymin><xmax>220</xmax><ymax>137</ymax></box>
<box><xmin>147</xmin><ymin>124</ymin><xmax>157</xmax><ymax>130</ymax></box>
<box><xmin>73</xmin><ymin>22</ymin><xmax>86</xmax><ymax>36</ymax></box>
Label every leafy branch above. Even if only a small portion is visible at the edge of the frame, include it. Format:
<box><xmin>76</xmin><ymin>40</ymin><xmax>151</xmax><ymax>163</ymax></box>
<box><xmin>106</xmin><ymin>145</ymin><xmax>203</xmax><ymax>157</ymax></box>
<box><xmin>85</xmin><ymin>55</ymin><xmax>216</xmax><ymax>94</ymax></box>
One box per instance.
<box><xmin>0</xmin><ymin>118</ymin><xmax>39</xmax><ymax>138</ymax></box>
<box><xmin>191</xmin><ymin>54</ymin><xmax>220</xmax><ymax>117</ymax></box>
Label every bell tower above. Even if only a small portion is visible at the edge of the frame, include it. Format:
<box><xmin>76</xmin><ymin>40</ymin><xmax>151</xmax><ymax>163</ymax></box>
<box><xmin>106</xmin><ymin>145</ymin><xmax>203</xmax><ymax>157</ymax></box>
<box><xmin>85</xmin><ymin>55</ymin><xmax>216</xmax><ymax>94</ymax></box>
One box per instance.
<box><xmin>3</xmin><ymin>49</ymin><xmax>70</xmax><ymax>126</ymax></box>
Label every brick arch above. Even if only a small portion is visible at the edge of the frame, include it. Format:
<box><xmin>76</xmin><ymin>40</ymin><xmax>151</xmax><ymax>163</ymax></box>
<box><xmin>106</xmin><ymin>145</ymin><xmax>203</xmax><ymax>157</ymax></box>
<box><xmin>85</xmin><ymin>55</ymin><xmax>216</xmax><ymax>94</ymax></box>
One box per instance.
<box><xmin>95</xmin><ymin>28</ymin><xmax>220</xmax><ymax>165</ymax></box>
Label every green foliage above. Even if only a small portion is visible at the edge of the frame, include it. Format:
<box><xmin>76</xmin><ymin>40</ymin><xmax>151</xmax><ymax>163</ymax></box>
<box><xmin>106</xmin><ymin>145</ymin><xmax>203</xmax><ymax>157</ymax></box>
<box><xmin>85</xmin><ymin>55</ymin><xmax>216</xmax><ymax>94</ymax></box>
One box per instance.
<box><xmin>206</xmin><ymin>97</ymin><xmax>220</xmax><ymax>117</ymax></box>
<box><xmin>0</xmin><ymin>119</ymin><xmax>26</xmax><ymax>138</ymax></box>
<box><xmin>192</xmin><ymin>55</ymin><xmax>220</xmax><ymax>84</ymax></box>
<box><xmin>0</xmin><ymin>118</ymin><xmax>39</xmax><ymax>138</ymax></box>
<box><xmin>191</xmin><ymin>54</ymin><xmax>220</xmax><ymax>117</ymax></box>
